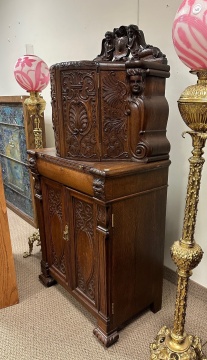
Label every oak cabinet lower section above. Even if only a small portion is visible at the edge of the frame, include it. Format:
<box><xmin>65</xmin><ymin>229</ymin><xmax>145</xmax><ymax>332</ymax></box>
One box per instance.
<box><xmin>29</xmin><ymin>148</ymin><xmax>170</xmax><ymax>347</ymax></box>
<box><xmin>41</xmin><ymin>178</ymin><xmax>98</xmax><ymax>309</ymax></box>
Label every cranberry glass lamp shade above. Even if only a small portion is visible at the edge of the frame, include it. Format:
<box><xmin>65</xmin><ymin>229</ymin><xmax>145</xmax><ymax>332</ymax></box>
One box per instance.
<box><xmin>172</xmin><ymin>0</ymin><xmax>207</xmax><ymax>70</ymax></box>
<box><xmin>14</xmin><ymin>54</ymin><xmax>50</xmax><ymax>92</ymax></box>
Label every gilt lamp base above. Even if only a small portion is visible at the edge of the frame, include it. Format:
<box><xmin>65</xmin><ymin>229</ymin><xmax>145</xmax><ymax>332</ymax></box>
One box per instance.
<box><xmin>150</xmin><ymin>326</ymin><xmax>206</xmax><ymax>360</ymax></box>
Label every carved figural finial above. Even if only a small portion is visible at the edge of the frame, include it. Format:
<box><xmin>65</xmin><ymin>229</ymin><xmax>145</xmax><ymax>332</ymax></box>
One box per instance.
<box><xmin>95</xmin><ymin>31</ymin><xmax>115</xmax><ymax>62</ymax></box>
<box><xmin>94</xmin><ymin>24</ymin><xmax>166</xmax><ymax>63</ymax></box>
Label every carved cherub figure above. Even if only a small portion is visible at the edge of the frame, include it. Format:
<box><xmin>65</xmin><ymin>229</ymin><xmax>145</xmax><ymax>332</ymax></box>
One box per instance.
<box><xmin>94</xmin><ymin>24</ymin><xmax>166</xmax><ymax>63</ymax></box>
<box><xmin>127</xmin><ymin>24</ymin><xmax>165</xmax><ymax>61</ymax></box>
<box><xmin>127</xmin><ymin>24</ymin><xmax>146</xmax><ymax>60</ymax></box>
<box><xmin>113</xmin><ymin>26</ymin><xmax>129</xmax><ymax>61</ymax></box>
<box><xmin>94</xmin><ymin>31</ymin><xmax>115</xmax><ymax>61</ymax></box>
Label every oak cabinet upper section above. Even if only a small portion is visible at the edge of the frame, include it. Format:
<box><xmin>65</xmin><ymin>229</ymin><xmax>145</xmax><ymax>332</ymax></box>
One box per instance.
<box><xmin>50</xmin><ymin>24</ymin><xmax>170</xmax><ymax>163</ymax></box>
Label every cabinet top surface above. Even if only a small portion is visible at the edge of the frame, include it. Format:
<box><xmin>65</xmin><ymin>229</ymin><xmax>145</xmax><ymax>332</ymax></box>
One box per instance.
<box><xmin>28</xmin><ymin>147</ymin><xmax>170</xmax><ymax>178</ymax></box>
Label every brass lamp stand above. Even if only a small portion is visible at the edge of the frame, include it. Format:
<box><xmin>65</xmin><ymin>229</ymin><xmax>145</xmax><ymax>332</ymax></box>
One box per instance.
<box><xmin>150</xmin><ymin>70</ymin><xmax>207</xmax><ymax>359</ymax></box>
<box><xmin>24</xmin><ymin>91</ymin><xmax>46</xmax><ymax>149</ymax></box>
<box><xmin>23</xmin><ymin>91</ymin><xmax>46</xmax><ymax>258</ymax></box>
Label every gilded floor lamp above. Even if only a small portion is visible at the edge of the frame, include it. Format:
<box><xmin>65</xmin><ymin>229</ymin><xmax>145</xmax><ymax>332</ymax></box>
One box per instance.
<box><xmin>150</xmin><ymin>1</ymin><xmax>207</xmax><ymax>359</ymax></box>
<box><xmin>14</xmin><ymin>52</ymin><xmax>50</xmax><ymax>257</ymax></box>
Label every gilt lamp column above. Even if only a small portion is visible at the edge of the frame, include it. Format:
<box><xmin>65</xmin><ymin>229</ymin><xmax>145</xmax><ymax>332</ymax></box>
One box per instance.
<box><xmin>150</xmin><ymin>1</ymin><xmax>207</xmax><ymax>359</ymax></box>
<box><xmin>14</xmin><ymin>53</ymin><xmax>50</xmax><ymax>149</ymax></box>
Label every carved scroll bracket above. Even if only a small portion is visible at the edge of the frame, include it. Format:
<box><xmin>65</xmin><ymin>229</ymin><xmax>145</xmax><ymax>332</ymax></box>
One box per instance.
<box><xmin>93</xmin><ymin>177</ymin><xmax>105</xmax><ymax>201</ymax></box>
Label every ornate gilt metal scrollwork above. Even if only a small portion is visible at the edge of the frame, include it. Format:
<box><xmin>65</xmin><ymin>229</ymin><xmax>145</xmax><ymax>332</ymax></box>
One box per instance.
<box><xmin>24</xmin><ymin>153</ymin><xmax>42</xmax><ymax>258</ymax></box>
<box><xmin>24</xmin><ymin>91</ymin><xmax>45</xmax><ymax>149</ymax></box>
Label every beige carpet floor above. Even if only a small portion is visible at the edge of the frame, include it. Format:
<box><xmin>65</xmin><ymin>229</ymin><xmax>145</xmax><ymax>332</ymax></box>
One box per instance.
<box><xmin>0</xmin><ymin>208</ymin><xmax>206</xmax><ymax>360</ymax></box>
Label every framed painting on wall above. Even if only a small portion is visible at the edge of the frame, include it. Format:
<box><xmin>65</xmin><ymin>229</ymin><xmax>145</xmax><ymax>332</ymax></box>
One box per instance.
<box><xmin>0</xmin><ymin>95</ymin><xmax>46</xmax><ymax>227</ymax></box>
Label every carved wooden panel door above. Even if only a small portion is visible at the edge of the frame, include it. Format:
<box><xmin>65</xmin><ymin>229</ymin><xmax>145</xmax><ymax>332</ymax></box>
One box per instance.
<box><xmin>67</xmin><ymin>189</ymin><xmax>98</xmax><ymax>310</ymax></box>
<box><xmin>41</xmin><ymin>178</ymin><xmax>71</xmax><ymax>287</ymax></box>
<box><xmin>62</xmin><ymin>66</ymin><xmax>100</xmax><ymax>160</ymax></box>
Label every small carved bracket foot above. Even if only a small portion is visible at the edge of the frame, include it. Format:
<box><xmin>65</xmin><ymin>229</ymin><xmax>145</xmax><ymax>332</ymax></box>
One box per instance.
<box><xmin>93</xmin><ymin>327</ymin><xmax>119</xmax><ymax>347</ymax></box>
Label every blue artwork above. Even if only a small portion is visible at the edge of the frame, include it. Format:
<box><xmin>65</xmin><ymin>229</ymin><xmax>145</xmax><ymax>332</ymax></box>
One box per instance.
<box><xmin>0</xmin><ymin>101</ymin><xmax>34</xmax><ymax>221</ymax></box>
<box><xmin>0</xmin><ymin>103</ymin><xmax>24</xmax><ymax>126</ymax></box>
<box><xmin>0</xmin><ymin>124</ymin><xmax>27</xmax><ymax>162</ymax></box>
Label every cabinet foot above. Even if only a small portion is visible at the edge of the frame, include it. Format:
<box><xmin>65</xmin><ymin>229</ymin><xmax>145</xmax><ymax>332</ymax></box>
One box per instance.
<box><xmin>150</xmin><ymin>299</ymin><xmax>162</xmax><ymax>314</ymax></box>
<box><xmin>93</xmin><ymin>327</ymin><xmax>119</xmax><ymax>347</ymax></box>
<box><xmin>39</xmin><ymin>273</ymin><xmax>56</xmax><ymax>287</ymax></box>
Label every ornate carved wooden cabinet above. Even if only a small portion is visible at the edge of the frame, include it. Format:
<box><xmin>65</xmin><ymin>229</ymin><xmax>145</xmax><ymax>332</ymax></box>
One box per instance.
<box><xmin>28</xmin><ymin>25</ymin><xmax>171</xmax><ymax>347</ymax></box>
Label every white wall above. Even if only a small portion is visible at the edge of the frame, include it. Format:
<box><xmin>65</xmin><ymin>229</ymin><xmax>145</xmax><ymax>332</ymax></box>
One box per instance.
<box><xmin>0</xmin><ymin>0</ymin><xmax>206</xmax><ymax>287</ymax></box>
<box><xmin>0</xmin><ymin>0</ymin><xmax>139</xmax><ymax>144</ymax></box>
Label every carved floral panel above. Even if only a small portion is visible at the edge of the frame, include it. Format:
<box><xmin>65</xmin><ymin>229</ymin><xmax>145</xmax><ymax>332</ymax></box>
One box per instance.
<box><xmin>100</xmin><ymin>70</ymin><xmax>129</xmax><ymax>159</ymax></box>
<box><xmin>61</xmin><ymin>70</ymin><xmax>99</xmax><ymax>159</ymax></box>
<box><xmin>47</xmin><ymin>186</ymin><xmax>66</xmax><ymax>276</ymax></box>
<box><xmin>73</xmin><ymin>197</ymin><xmax>95</xmax><ymax>302</ymax></box>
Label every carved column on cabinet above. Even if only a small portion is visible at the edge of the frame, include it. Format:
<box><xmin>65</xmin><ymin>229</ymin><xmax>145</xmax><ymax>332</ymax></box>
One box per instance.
<box><xmin>94</xmin><ymin>203</ymin><xmax>119</xmax><ymax>347</ymax></box>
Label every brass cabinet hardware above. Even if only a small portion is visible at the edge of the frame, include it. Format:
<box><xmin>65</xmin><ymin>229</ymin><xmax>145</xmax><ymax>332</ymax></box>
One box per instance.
<box><xmin>112</xmin><ymin>214</ymin><xmax>114</xmax><ymax>228</ymax></box>
<box><xmin>63</xmin><ymin>225</ymin><xmax>69</xmax><ymax>241</ymax></box>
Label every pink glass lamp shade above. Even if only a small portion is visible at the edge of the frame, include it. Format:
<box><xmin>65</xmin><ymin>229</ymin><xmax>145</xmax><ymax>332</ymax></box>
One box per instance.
<box><xmin>172</xmin><ymin>0</ymin><xmax>207</xmax><ymax>71</ymax></box>
<box><xmin>14</xmin><ymin>54</ymin><xmax>50</xmax><ymax>92</ymax></box>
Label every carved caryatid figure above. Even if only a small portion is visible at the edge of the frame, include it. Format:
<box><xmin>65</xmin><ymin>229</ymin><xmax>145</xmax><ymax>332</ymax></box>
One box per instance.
<box><xmin>126</xmin><ymin>68</ymin><xmax>146</xmax><ymax>159</ymax></box>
